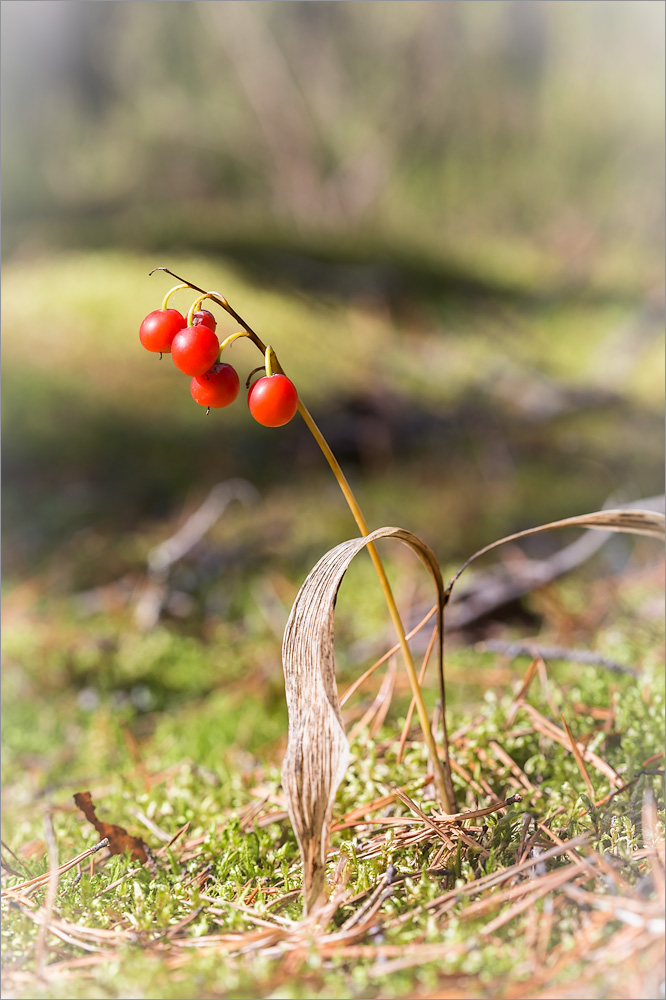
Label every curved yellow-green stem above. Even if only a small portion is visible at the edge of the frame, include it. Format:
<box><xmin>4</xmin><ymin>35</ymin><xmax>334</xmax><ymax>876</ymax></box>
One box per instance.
<box><xmin>161</xmin><ymin>283</ymin><xmax>190</xmax><ymax>311</ymax></box>
<box><xmin>149</xmin><ymin>267</ymin><xmax>456</xmax><ymax>812</ymax></box>
<box><xmin>264</xmin><ymin>346</ymin><xmax>276</xmax><ymax>377</ymax></box>
<box><xmin>297</xmin><ymin>399</ymin><xmax>455</xmax><ymax>812</ymax></box>
<box><xmin>187</xmin><ymin>292</ymin><xmax>215</xmax><ymax>327</ymax></box>
<box><xmin>219</xmin><ymin>331</ymin><xmax>250</xmax><ymax>353</ymax></box>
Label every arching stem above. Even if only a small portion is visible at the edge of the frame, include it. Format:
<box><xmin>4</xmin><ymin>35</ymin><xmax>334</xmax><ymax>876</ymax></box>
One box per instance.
<box><xmin>219</xmin><ymin>331</ymin><xmax>251</xmax><ymax>354</ymax></box>
<box><xmin>298</xmin><ymin>401</ymin><xmax>455</xmax><ymax>811</ymax></box>
<box><xmin>149</xmin><ymin>266</ymin><xmax>456</xmax><ymax>812</ymax></box>
<box><xmin>161</xmin><ymin>283</ymin><xmax>191</xmax><ymax>311</ymax></box>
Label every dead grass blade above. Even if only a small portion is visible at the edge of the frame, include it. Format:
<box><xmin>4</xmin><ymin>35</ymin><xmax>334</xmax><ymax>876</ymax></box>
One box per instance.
<box><xmin>339</xmin><ymin>605</ymin><xmax>438</xmax><ymax>707</ymax></box>
<box><xmin>642</xmin><ymin>788</ymin><xmax>665</xmax><ymax>905</ymax></box>
<box><xmin>154</xmin><ymin>821</ymin><xmax>191</xmax><ymax>856</ymax></box>
<box><xmin>331</xmin><ymin>775</ymin><xmax>432</xmax><ymax>831</ymax></box>
<box><xmin>394</xmin><ymin>789</ymin><xmax>456</xmax><ymax>849</ymax></box>
<box><xmin>431</xmin><ymin>794</ymin><xmax>523</xmax><ymax>824</ymax></box>
<box><xmin>459</xmin><ymin>859</ymin><xmax>589</xmax><ymax>924</ymax></box>
<box><xmin>505</xmin><ymin>656</ymin><xmax>541</xmax><ymax>727</ymax></box>
<box><xmin>34</xmin><ymin>811</ymin><xmax>59</xmax><ymax>978</ymax></box>
<box><xmin>446</xmin><ymin>507</ymin><xmax>665</xmax><ymax>596</ymax></box>
<box><xmin>561</xmin><ymin>884</ymin><xmax>664</xmax><ymax>927</ymax></box>
<box><xmin>488</xmin><ymin>740</ymin><xmax>538</xmax><ymax>793</ymax></box>
<box><xmin>519</xmin><ymin>701</ymin><xmax>622</xmax><ymax>788</ymax></box>
<box><xmin>1</xmin><ymin>837</ymin><xmax>110</xmax><ymax>897</ymax></box>
<box><xmin>398</xmin><ymin>624</ymin><xmax>439</xmax><ymax>763</ymax></box>
<box><xmin>348</xmin><ymin>656</ymin><xmax>397</xmax><ymax>739</ymax></box>
<box><xmin>281</xmin><ymin>525</ymin><xmax>451</xmax><ymax>913</ymax></box>
<box><xmin>1</xmin><ymin>839</ymin><xmax>32</xmax><ymax>878</ymax></box>
<box><xmin>425</xmin><ymin>833</ymin><xmax>591</xmax><ymax>914</ymax></box>
<box><xmin>561</xmin><ymin>714</ymin><xmax>596</xmax><ymax>799</ymax></box>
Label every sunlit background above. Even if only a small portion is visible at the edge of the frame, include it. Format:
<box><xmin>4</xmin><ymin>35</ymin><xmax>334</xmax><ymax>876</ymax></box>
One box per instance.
<box><xmin>2</xmin><ymin>0</ymin><xmax>664</xmax><ymax>797</ymax></box>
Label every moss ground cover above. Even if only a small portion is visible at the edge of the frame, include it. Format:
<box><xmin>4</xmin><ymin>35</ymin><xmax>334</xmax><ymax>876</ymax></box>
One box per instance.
<box><xmin>2</xmin><ymin>251</ymin><xmax>664</xmax><ymax>998</ymax></box>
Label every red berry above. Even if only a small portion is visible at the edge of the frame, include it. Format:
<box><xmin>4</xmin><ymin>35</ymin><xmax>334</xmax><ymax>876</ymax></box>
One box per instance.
<box><xmin>192</xmin><ymin>309</ymin><xmax>217</xmax><ymax>332</ymax></box>
<box><xmin>171</xmin><ymin>325</ymin><xmax>220</xmax><ymax>376</ymax></box>
<box><xmin>139</xmin><ymin>309</ymin><xmax>186</xmax><ymax>354</ymax></box>
<box><xmin>247</xmin><ymin>374</ymin><xmax>298</xmax><ymax>427</ymax></box>
<box><xmin>190</xmin><ymin>363</ymin><xmax>240</xmax><ymax>409</ymax></box>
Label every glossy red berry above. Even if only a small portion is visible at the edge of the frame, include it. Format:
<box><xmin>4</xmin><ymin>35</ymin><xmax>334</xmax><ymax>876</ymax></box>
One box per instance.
<box><xmin>171</xmin><ymin>325</ymin><xmax>220</xmax><ymax>376</ymax></box>
<box><xmin>192</xmin><ymin>309</ymin><xmax>217</xmax><ymax>332</ymax></box>
<box><xmin>247</xmin><ymin>374</ymin><xmax>298</xmax><ymax>427</ymax></box>
<box><xmin>139</xmin><ymin>309</ymin><xmax>186</xmax><ymax>354</ymax></box>
<box><xmin>190</xmin><ymin>363</ymin><xmax>240</xmax><ymax>409</ymax></box>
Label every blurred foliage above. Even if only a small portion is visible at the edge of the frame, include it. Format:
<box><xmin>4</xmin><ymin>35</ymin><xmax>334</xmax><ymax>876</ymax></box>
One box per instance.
<box><xmin>2</xmin><ymin>0</ymin><xmax>663</xmax><ymax>706</ymax></box>
<box><xmin>2</xmin><ymin>7</ymin><xmax>664</xmax><ymax>995</ymax></box>
<box><xmin>2</xmin><ymin>0</ymin><xmax>664</xmax><ymax>284</ymax></box>
<box><xmin>2</xmin><ymin>250</ymin><xmax>663</xmax><ymax>584</ymax></box>
<box><xmin>3</xmin><ymin>3</ymin><xmax>663</xmax><ymax>580</ymax></box>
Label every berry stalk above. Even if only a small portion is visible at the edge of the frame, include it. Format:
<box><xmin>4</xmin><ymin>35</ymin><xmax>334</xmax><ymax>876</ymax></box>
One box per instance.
<box><xmin>149</xmin><ymin>267</ymin><xmax>456</xmax><ymax>812</ymax></box>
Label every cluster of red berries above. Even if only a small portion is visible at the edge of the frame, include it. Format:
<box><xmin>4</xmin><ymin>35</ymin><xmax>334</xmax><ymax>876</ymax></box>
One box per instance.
<box><xmin>139</xmin><ymin>305</ymin><xmax>298</xmax><ymax>427</ymax></box>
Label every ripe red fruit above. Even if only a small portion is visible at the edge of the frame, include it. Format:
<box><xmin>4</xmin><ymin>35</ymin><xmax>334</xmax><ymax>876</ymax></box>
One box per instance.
<box><xmin>247</xmin><ymin>374</ymin><xmax>298</xmax><ymax>427</ymax></box>
<box><xmin>192</xmin><ymin>309</ymin><xmax>217</xmax><ymax>332</ymax></box>
<box><xmin>190</xmin><ymin>363</ymin><xmax>240</xmax><ymax>409</ymax></box>
<box><xmin>139</xmin><ymin>309</ymin><xmax>186</xmax><ymax>354</ymax></box>
<box><xmin>171</xmin><ymin>325</ymin><xmax>220</xmax><ymax>376</ymax></box>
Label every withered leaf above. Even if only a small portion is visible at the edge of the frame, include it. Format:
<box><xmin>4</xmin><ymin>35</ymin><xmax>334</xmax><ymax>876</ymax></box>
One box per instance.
<box><xmin>73</xmin><ymin>791</ymin><xmax>148</xmax><ymax>863</ymax></box>
<box><xmin>447</xmin><ymin>507</ymin><xmax>665</xmax><ymax>596</ymax></box>
<box><xmin>282</xmin><ymin>525</ymin><xmax>449</xmax><ymax>913</ymax></box>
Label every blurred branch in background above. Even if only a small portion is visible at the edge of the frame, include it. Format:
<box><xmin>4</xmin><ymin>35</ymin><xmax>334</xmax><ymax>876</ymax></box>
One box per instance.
<box><xmin>200</xmin><ymin>1</ymin><xmax>335</xmax><ymax>227</ymax></box>
<box><xmin>134</xmin><ymin>479</ymin><xmax>260</xmax><ymax>631</ymax></box>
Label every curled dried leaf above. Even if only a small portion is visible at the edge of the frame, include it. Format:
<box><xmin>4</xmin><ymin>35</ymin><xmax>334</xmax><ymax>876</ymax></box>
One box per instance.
<box><xmin>73</xmin><ymin>791</ymin><xmax>148</xmax><ymax>863</ymax></box>
<box><xmin>282</xmin><ymin>525</ymin><xmax>450</xmax><ymax>913</ymax></box>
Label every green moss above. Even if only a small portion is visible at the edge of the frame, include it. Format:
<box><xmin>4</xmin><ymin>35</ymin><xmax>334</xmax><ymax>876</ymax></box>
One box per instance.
<box><xmin>2</xmin><ymin>246</ymin><xmax>664</xmax><ymax>997</ymax></box>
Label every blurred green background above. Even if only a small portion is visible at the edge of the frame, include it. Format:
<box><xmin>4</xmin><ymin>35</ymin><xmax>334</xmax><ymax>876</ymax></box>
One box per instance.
<box><xmin>1</xmin><ymin>1</ymin><xmax>664</xmax><ymax>810</ymax></box>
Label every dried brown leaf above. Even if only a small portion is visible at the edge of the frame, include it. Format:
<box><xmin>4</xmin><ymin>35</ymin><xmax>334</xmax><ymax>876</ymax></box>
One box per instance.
<box><xmin>561</xmin><ymin>714</ymin><xmax>596</xmax><ymax>799</ymax></box>
<box><xmin>447</xmin><ymin>507</ymin><xmax>665</xmax><ymax>595</ymax></box>
<box><xmin>73</xmin><ymin>791</ymin><xmax>148</xmax><ymax>863</ymax></box>
<box><xmin>281</xmin><ymin>525</ymin><xmax>447</xmax><ymax>912</ymax></box>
